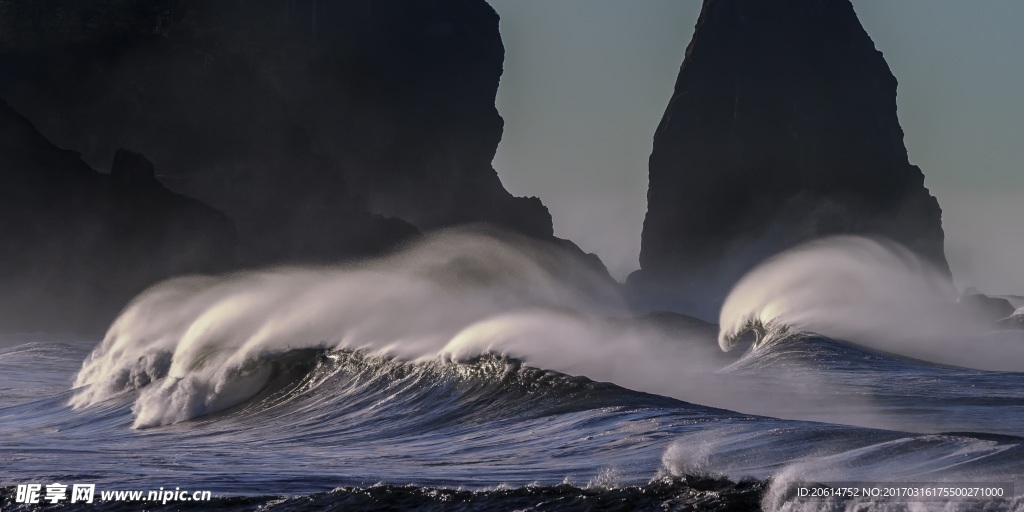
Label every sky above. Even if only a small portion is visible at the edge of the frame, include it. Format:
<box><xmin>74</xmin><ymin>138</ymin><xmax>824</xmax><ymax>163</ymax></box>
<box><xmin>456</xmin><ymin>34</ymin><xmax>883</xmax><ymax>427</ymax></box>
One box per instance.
<box><xmin>486</xmin><ymin>0</ymin><xmax>1024</xmax><ymax>294</ymax></box>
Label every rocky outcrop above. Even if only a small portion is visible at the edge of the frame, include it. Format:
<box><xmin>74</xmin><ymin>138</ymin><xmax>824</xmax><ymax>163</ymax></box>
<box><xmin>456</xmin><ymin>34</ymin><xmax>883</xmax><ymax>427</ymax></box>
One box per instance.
<box><xmin>0</xmin><ymin>1</ymin><xmax>609</xmax><ymax>332</ymax></box>
<box><xmin>0</xmin><ymin>0</ymin><xmax>552</xmax><ymax>269</ymax></box>
<box><xmin>629</xmin><ymin>0</ymin><xmax>949</xmax><ymax>318</ymax></box>
<box><xmin>959</xmin><ymin>288</ymin><xmax>1017</xmax><ymax>325</ymax></box>
<box><xmin>0</xmin><ymin>99</ymin><xmax>235</xmax><ymax>333</ymax></box>
<box><xmin>959</xmin><ymin>290</ymin><xmax>1024</xmax><ymax>331</ymax></box>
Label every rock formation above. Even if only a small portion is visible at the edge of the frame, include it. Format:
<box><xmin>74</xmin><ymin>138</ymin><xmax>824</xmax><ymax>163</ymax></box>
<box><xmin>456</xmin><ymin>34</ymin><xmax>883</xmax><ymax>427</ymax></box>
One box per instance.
<box><xmin>959</xmin><ymin>288</ymin><xmax>1017</xmax><ymax>325</ymax></box>
<box><xmin>0</xmin><ymin>0</ymin><xmax>553</xmax><ymax>267</ymax></box>
<box><xmin>629</xmin><ymin>0</ymin><xmax>949</xmax><ymax>318</ymax></box>
<box><xmin>1</xmin><ymin>99</ymin><xmax>235</xmax><ymax>333</ymax></box>
<box><xmin>0</xmin><ymin>1</ymin><xmax>611</xmax><ymax>332</ymax></box>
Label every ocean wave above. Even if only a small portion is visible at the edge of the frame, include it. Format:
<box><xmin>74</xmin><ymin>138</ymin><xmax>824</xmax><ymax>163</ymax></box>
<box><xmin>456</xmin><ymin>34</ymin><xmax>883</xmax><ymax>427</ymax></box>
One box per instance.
<box><xmin>180</xmin><ymin>349</ymin><xmax>684</xmax><ymax>429</ymax></box>
<box><xmin>661</xmin><ymin>428</ymin><xmax>1024</xmax><ymax>511</ymax></box>
<box><xmin>70</xmin><ymin>229</ymin><xmax>733</xmax><ymax>427</ymax></box>
<box><xmin>67</xmin><ymin>230</ymin><xmax>1024</xmax><ymax>434</ymax></box>
<box><xmin>716</xmin><ymin>236</ymin><xmax>1024</xmax><ymax>371</ymax></box>
<box><xmin>0</xmin><ymin>476</ymin><xmax>769</xmax><ymax>512</ymax></box>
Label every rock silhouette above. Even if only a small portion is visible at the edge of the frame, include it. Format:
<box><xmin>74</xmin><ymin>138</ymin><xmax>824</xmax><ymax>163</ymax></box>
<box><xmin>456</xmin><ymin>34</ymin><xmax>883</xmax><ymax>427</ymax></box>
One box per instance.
<box><xmin>1</xmin><ymin>99</ymin><xmax>235</xmax><ymax>333</ymax></box>
<box><xmin>630</xmin><ymin>0</ymin><xmax>949</xmax><ymax>317</ymax></box>
<box><xmin>0</xmin><ymin>0</ymin><xmax>553</xmax><ymax>267</ymax></box>
<box><xmin>0</xmin><ymin>1</ymin><xmax>607</xmax><ymax>332</ymax></box>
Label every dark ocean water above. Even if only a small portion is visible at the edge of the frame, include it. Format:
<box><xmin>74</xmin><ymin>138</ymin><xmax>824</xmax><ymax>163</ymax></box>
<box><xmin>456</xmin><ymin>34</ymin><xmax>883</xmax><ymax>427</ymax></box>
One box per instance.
<box><xmin>2</xmin><ymin>233</ymin><xmax>1023</xmax><ymax>511</ymax></box>
<box><xmin>2</xmin><ymin>332</ymin><xmax>1023</xmax><ymax>511</ymax></box>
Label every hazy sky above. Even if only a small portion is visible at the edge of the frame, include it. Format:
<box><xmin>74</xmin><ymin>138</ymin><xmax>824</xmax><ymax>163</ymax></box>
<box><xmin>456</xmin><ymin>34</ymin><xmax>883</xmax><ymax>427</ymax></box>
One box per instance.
<box><xmin>486</xmin><ymin>0</ymin><xmax>1024</xmax><ymax>294</ymax></box>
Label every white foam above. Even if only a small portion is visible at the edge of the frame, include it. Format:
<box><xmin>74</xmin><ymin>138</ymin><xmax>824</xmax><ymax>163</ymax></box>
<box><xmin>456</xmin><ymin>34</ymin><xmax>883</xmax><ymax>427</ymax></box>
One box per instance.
<box><xmin>660</xmin><ymin>430</ymin><xmax>1024</xmax><ymax>511</ymax></box>
<box><xmin>717</xmin><ymin>236</ymin><xmax>1024</xmax><ymax>371</ymax></box>
<box><xmin>72</xmin><ymin>230</ymin><xmax>1023</xmax><ymax>429</ymax></box>
<box><xmin>72</xmin><ymin>228</ymin><xmax>732</xmax><ymax>427</ymax></box>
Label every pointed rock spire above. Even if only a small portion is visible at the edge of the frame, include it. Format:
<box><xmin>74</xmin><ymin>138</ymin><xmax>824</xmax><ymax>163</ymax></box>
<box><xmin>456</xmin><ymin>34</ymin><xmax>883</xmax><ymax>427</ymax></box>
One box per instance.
<box><xmin>630</xmin><ymin>0</ymin><xmax>948</xmax><ymax>317</ymax></box>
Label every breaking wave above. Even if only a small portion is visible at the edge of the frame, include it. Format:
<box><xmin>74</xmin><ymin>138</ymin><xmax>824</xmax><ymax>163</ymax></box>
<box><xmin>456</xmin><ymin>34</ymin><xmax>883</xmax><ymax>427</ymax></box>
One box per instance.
<box><xmin>717</xmin><ymin>236</ymin><xmax>1024</xmax><ymax>371</ymax></box>
<box><xmin>2</xmin><ymin>231</ymin><xmax>1018</xmax><ymax>511</ymax></box>
<box><xmin>71</xmin><ymin>228</ymin><xmax>730</xmax><ymax>427</ymax></box>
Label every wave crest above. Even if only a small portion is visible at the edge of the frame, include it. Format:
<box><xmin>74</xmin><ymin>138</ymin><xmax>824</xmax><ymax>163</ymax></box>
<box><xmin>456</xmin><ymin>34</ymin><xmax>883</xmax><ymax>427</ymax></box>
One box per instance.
<box><xmin>718</xmin><ymin>236</ymin><xmax>956</xmax><ymax>352</ymax></box>
<box><xmin>71</xmin><ymin>228</ymin><xmax>749</xmax><ymax>428</ymax></box>
<box><xmin>717</xmin><ymin>236</ymin><xmax>1024</xmax><ymax>371</ymax></box>
<box><xmin>70</xmin><ymin>228</ymin><xmax>627</xmax><ymax>427</ymax></box>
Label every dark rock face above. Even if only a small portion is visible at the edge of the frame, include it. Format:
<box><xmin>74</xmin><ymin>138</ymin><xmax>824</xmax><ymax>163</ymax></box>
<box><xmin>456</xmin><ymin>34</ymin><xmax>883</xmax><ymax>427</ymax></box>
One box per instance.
<box><xmin>0</xmin><ymin>1</ymin><xmax>586</xmax><ymax>333</ymax></box>
<box><xmin>0</xmin><ymin>99</ymin><xmax>235</xmax><ymax>333</ymax></box>
<box><xmin>629</xmin><ymin>0</ymin><xmax>949</xmax><ymax>317</ymax></box>
<box><xmin>959</xmin><ymin>289</ymin><xmax>1017</xmax><ymax>325</ymax></box>
<box><xmin>0</xmin><ymin>0</ymin><xmax>551</xmax><ymax>265</ymax></box>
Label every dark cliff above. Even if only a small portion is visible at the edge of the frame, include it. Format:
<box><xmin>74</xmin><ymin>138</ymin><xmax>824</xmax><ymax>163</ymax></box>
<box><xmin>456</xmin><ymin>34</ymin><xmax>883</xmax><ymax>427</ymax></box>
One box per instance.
<box><xmin>0</xmin><ymin>99</ymin><xmax>235</xmax><ymax>333</ymax></box>
<box><xmin>0</xmin><ymin>0</ymin><xmax>553</xmax><ymax>268</ymax></box>
<box><xmin>0</xmin><ymin>1</ymin><xmax>595</xmax><ymax>333</ymax></box>
<box><xmin>629</xmin><ymin>0</ymin><xmax>949</xmax><ymax>317</ymax></box>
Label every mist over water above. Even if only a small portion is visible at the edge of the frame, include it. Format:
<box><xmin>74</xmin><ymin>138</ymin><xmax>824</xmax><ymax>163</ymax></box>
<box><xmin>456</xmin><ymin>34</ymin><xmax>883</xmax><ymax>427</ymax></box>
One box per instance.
<box><xmin>68</xmin><ymin>229</ymin><xmax>1024</xmax><ymax>437</ymax></box>
<box><xmin>718</xmin><ymin>236</ymin><xmax>1024</xmax><ymax>371</ymax></box>
<box><xmin>0</xmin><ymin>229</ymin><xmax>1014</xmax><ymax>511</ymax></box>
<box><xmin>941</xmin><ymin>192</ymin><xmax>1024</xmax><ymax>296</ymax></box>
<box><xmin>72</xmin><ymin>228</ymin><xmax>737</xmax><ymax>427</ymax></box>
